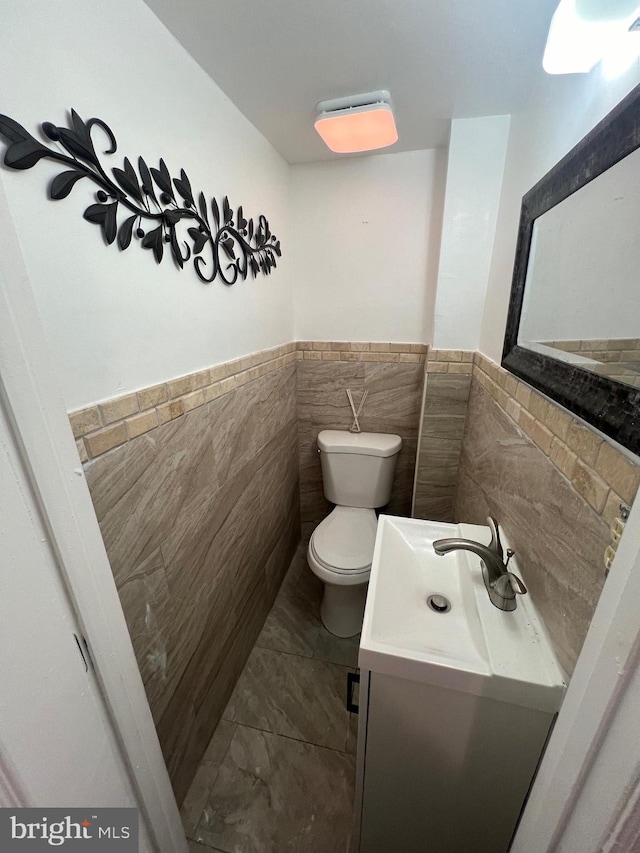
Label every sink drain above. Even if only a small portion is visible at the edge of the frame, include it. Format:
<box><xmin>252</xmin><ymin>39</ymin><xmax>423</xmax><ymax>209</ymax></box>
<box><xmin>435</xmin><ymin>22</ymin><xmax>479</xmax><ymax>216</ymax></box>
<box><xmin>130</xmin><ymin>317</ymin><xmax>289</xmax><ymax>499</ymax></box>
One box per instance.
<box><xmin>427</xmin><ymin>593</ymin><xmax>451</xmax><ymax>613</ymax></box>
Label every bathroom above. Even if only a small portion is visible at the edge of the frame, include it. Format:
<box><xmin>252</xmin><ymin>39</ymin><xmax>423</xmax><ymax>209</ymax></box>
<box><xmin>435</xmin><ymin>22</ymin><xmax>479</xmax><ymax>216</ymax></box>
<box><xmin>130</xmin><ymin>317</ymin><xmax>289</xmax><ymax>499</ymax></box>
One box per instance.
<box><xmin>0</xmin><ymin>0</ymin><xmax>639</xmax><ymax>851</ymax></box>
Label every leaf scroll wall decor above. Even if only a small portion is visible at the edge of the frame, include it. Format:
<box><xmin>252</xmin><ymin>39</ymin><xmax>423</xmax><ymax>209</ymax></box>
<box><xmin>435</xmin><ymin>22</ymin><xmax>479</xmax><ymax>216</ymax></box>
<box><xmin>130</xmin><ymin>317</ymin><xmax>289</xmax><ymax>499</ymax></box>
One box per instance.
<box><xmin>0</xmin><ymin>110</ymin><xmax>282</xmax><ymax>285</ymax></box>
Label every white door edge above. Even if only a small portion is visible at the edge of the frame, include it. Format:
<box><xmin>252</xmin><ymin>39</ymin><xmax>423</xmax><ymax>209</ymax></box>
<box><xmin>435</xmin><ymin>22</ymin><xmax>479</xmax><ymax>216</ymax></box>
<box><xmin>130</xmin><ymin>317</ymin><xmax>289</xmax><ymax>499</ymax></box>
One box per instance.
<box><xmin>513</xmin><ymin>490</ymin><xmax>640</xmax><ymax>851</ymax></box>
<box><xmin>0</xmin><ymin>181</ymin><xmax>186</xmax><ymax>852</ymax></box>
<box><xmin>0</xmin><ymin>751</ymin><xmax>27</xmax><ymax>809</ymax></box>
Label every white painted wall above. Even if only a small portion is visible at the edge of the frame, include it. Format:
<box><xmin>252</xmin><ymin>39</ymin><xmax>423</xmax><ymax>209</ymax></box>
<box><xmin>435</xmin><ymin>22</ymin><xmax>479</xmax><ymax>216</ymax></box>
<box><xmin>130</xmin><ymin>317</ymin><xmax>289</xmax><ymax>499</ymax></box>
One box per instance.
<box><xmin>479</xmin><ymin>64</ymin><xmax>640</xmax><ymax>362</ymax></box>
<box><xmin>0</xmin><ymin>0</ymin><xmax>293</xmax><ymax>412</ymax></box>
<box><xmin>432</xmin><ymin>115</ymin><xmax>510</xmax><ymax>351</ymax></box>
<box><xmin>3</xmin><ymin>2</ymin><xmax>637</xmax><ymax>410</ymax></box>
<box><xmin>291</xmin><ymin>149</ymin><xmax>447</xmax><ymax>344</ymax></box>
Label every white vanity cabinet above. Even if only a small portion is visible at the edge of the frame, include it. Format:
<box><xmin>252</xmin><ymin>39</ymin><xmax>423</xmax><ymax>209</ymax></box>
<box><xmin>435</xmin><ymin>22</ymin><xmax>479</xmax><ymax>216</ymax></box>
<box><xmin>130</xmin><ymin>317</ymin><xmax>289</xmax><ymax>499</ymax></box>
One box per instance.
<box><xmin>353</xmin><ymin>667</ymin><xmax>556</xmax><ymax>853</ymax></box>
<box><xmin>353</xmin><ymin>516</ymin><xmax>567</xmax><ymax>853</ymax></box>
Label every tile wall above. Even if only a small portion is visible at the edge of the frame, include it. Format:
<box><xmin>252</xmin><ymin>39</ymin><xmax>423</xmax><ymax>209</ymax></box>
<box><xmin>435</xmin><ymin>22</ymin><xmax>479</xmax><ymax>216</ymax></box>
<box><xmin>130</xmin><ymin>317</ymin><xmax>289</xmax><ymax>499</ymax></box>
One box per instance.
<box><xmin>81</xmin><ymin>350</ymin><xmax>300</xmax><ymax>803</ymax></box>
<box><xmin>296</xmin><ymin>342</ymin><xmax>427</xmax><ymax>537</ymax></box>
<box><xmin>71</xmin><ymin>343</ymin><xmax>298</xmax><ymax>461</ymax></box>
<box><xmin>413</xmin><ymin>349</ymin><xmax>639</xmax><ymax>675</ymax></box>
<box><xmin>413</xmin><ymin>351</ymin><xmax>473</xmax><ymax>521</ymax></box>
<box><xmin>73</xmin><ymin>340</ymin><xmax>425</xmax><ymax>802</ymax></box>
<box><xmin>541</xmin><ymin>338</ymin><xmax>640</xmax><ymax>388</ymax></box>
<box><xmin>448</xmin><ymin>352</ymin><xmax>638</xmax><ymax>675</ymax></box>
<box><xmin>545</xmin><ymin>337</ymin><xmax>640</xmax><ymax>362</ymax></box>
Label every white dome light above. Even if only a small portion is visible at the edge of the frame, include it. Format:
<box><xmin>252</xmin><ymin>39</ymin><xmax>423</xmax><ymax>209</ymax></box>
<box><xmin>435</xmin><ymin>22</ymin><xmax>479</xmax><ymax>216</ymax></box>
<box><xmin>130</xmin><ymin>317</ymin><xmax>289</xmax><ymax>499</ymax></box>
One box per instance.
<box><xmin>543</xmin><ymin>0</ymin><xmax>640</xmax><ymax>75</ymax></box>
<box><xmin>314</xmin><ymin>91</ymin><xmax>398</xmax><ymax>154</ymax></box>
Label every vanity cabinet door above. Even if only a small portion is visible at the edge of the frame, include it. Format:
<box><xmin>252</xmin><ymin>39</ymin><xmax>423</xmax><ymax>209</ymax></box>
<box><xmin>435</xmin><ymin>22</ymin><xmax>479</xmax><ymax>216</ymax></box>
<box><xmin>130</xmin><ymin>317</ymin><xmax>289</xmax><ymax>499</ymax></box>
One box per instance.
<box><xmin>356</xmin><ymin>671</ymin><xmax>553</xmax><ymax>853</ymax></box>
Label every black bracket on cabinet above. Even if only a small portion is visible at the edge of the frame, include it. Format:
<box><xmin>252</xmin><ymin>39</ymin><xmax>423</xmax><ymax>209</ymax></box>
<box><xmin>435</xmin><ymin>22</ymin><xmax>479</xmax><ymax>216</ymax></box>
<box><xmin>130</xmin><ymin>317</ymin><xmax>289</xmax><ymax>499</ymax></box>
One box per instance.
<box><xmin>347</xmin><ymin>672</ymin><xmax>360</xmax><ymax>714</ymax></box>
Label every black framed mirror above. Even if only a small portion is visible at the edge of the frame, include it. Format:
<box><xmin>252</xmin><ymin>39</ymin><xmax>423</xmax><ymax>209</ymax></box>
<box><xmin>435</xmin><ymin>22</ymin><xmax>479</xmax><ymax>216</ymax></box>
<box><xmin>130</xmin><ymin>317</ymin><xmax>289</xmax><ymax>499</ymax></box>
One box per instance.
<box><xmin>503</xmin><ymin>83</ymin><xmax>640</xmax><ymax>456</ymax></box>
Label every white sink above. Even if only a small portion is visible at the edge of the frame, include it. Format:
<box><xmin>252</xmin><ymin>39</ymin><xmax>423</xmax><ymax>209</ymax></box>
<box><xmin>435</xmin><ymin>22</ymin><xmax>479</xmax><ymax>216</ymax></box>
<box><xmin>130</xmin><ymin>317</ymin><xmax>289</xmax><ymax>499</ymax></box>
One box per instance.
<box><xmin>359</xmin><ymin>515</ymin><xmax>566</xmax><ymax>713</ymax></box>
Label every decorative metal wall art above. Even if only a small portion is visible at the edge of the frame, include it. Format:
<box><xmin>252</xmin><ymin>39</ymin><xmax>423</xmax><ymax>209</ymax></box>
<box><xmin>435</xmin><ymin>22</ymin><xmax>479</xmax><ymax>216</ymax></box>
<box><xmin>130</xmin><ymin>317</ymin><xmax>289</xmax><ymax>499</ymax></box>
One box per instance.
<box><xmin>0</xmin><ymin>110</ymin><xmax>281</xmax><ymax>284</ymax></box>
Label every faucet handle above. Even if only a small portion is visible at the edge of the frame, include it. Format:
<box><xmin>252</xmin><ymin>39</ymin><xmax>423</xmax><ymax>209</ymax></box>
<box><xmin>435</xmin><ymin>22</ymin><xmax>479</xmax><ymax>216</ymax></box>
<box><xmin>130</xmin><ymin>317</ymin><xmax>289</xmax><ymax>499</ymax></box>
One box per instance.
<box><xmin>487</xmin><ymin>516</ymin><xmax>503</xmax><ymax>561</ymax></box>
<box><xmin>506</xmin><ymin>572</ymin><xmax>527</xmax><ymax>595</ymax></box>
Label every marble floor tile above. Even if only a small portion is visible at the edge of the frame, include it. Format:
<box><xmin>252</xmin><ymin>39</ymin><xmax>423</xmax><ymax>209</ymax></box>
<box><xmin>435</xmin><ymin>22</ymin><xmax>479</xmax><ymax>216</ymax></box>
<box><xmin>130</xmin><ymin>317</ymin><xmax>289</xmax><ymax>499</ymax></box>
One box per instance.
<box><xmin>258</xmin><ymin>546</ymin><xmax>361</xmax><ymax>665</ymax></box>
<box><xmin>188</xmin><ymin>841</ymin><xmax>225</xmax><ymax>853</ymax></box>
<box><xmin>276</xmin><ymin>541</ymin><xmax>324</xmax><ymax>619</ymax></box>
<box><xmin>292</xmin><ymin>553</ymin><xmax>324</xmax><ymax>610</ymax></box>
<box><xmin>223</xmin><ymin>646</ymin><xmax>352</xmax><ymax>752</ymax></box>
<box><xmin>256</xmin><ymin>544</ymin><xmax>323</xmax><ymax>657</ymax></box>
<box><xmin>312</xmin><ymin>627</ymin><xmax>360</xmax><ymax>668</ymax></box>
<box><xmin>182</xmin><ymin>545</ymin><xmax>360</xmax><ymax>850</ymax></box>
<box><xmin>195</xmin><ymin>725</ymin><xmax>355</xmax><ymax>853</ymax></box>
<box><xmin>255</xmin><ymin>583</ymin><xmax>321</xmax><ymax>657</ymax></box>
<box><xmin>181</xmin><ymin>720</ymin><xmax>237</xmax><ymax>836</ymax></box>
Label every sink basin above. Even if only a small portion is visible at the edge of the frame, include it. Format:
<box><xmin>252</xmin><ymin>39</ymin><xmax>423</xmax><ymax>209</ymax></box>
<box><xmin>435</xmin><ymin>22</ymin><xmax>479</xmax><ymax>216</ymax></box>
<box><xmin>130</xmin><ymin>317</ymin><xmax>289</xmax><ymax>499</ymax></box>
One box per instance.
<box><xmin>359</xmin><ymin>515</ymin><xmax>566</xmax><ymax>712</ymax></box>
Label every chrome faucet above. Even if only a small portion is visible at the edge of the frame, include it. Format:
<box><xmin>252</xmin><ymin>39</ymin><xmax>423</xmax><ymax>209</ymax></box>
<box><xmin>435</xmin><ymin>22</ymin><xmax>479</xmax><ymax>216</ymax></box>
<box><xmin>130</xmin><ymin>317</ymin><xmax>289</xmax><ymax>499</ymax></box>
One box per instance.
<box><xmin>433</xmin><ymin>517</ymin><xmax>527</xmax><ymax>611</ymax></box>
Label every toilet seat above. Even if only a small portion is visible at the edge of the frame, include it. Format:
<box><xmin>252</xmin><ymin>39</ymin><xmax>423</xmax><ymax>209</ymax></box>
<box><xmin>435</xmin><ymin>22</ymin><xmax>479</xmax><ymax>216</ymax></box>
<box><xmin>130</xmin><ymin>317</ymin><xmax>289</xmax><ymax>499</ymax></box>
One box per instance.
<box><xmin>309</xmin><ymin>506</ymin><xmax>378</xmax><ymax>574</ymax></box>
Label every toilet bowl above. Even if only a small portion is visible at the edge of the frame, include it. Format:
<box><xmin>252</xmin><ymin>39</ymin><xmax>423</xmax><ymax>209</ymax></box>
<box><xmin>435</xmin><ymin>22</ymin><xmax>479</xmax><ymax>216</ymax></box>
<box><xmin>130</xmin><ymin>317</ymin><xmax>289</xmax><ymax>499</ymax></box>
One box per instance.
<box><xmin>307</xmin><ymin>505</ymin><xmax>378</xmax><ymax>637</ymax></box>
<box><xmin>307</xmin><ymin>429</ymin><xmax>402</xmax><ymax>638</ymax></box>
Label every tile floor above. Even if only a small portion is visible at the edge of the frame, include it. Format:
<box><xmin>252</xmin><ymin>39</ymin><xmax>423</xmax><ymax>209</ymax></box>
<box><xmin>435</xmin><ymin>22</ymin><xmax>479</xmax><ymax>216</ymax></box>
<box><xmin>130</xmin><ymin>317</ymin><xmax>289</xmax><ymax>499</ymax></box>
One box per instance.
<box><xmin>181</xmin><ymin>543</ymin><xmax>360</xmax><ymax>853</ymax></box>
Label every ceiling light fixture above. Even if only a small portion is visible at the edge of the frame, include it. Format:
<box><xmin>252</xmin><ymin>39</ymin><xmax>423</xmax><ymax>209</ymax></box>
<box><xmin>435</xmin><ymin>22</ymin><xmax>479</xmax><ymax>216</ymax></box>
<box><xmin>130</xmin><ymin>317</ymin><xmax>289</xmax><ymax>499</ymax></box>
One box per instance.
<box><xmin>543</xmin><ymin>0</ymin><xmax>640</xmax><ymax>75</ymax></box>
<box><xmin>314</xmin><ymin>91</ymin><xmax>398</xmax><ymax>154</ymax></box>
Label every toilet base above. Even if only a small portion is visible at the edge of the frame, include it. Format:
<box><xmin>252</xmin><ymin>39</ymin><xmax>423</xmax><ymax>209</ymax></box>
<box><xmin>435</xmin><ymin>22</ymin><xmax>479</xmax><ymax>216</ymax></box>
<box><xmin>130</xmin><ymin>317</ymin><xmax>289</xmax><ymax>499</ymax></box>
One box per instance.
<box><xmin>320</xmin><ymin>581</ymin><xmax>368</xmax><ymax>638</ymax></box>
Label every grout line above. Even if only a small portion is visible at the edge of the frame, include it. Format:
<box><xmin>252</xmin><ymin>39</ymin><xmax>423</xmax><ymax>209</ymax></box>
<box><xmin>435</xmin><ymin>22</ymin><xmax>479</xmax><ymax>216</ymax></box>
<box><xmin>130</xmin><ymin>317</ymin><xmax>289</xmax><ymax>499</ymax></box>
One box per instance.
<box><xmin>228</xmin><ymin>721</ymin><xmax>356</xmax><ymax>758</ymax></box>
<box><xmin>247</xmin><ymin>642</ymin><xmax>356</xmax><ymax>671</ymax></box>
<box><xmin>253</xmin><ymin>636</ymin><xmax>317</xmax><ymax>659</ymax></box>
<box><xmin>189</xmin><ymin>730</ymin><xmax>237</xmax><ymax>846</ymax></box>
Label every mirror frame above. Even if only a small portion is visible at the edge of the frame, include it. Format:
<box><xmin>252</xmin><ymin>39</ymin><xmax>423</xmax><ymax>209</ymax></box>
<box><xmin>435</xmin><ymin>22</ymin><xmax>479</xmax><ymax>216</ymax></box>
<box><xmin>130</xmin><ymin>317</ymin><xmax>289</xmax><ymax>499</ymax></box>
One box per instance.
<box><xmin>503</xmin><ymin>83</ymin><xmax>640</xmax><ymax>456</ymax></box>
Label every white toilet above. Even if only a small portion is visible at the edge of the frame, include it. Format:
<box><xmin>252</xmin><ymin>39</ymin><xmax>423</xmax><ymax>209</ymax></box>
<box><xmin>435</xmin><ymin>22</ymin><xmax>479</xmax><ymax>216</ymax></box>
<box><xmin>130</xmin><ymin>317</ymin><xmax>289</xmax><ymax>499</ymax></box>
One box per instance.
<box><xmin>307</xmin><ymin>429</ymin><xmax>402</xmax><ymax>638</ymax></box>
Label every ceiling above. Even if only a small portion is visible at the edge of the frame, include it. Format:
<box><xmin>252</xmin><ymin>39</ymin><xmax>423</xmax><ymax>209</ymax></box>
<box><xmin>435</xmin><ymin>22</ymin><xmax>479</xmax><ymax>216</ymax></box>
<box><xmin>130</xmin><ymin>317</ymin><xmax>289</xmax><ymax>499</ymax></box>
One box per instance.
<box><xmin>143</xmin><ymin>0</ymin><xmax>559</xmax><ymax>164</ymax></box>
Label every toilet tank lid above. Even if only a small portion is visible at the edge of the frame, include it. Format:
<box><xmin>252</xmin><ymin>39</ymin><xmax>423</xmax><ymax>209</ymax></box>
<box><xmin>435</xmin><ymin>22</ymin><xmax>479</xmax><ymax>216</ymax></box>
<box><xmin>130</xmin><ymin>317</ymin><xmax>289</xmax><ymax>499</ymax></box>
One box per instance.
<box><xmin>317</xmin><ymin>430</ymin><xmax>402</xmax><ymax>457</ymax></box>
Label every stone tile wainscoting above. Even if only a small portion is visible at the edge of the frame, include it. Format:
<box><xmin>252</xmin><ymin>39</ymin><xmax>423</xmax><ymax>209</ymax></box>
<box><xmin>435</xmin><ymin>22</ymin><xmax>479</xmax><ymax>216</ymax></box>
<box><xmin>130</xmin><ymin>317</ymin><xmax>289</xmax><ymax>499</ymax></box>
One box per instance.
<box><xmin>297</xmin><ymin>341</ymin><xmax>427</xmax><ymax>538</ymax></box>
<box><xmin>413</xmin><ymin>349</ymin><xmax>639</xmax><ymax>675</ymax></box>
<box><xmin>541</xmin><ymin>338</ymin><xmax>640</xmax><ymax>387</ymax></box>
<box><xmin>456</xmin><ymin>353</ymin><xmax>639</xmax><ymax>676</ymax></box>
<box><xmin>545</xmin><ymin>337</ymin><xmax>640</xmax><ymax>359</ymax></box>
<box><xmin>71</xmin><ymin>343</ymin><xmax>298</xmax><ymax>461</ymax></box>
<box><xmin>76</xmin><ymin>345</ymin><xmax>300</xmax><ymax>803</ymax></box>
<box><xmin>71</xmin><ymin>340</ymin><xmax>425</xmax><ymax>804</ymax></box>
<box><xmin>413</xmin><ymin>350</ymin><xmax>474</xmax><ymax>521</ymax></box>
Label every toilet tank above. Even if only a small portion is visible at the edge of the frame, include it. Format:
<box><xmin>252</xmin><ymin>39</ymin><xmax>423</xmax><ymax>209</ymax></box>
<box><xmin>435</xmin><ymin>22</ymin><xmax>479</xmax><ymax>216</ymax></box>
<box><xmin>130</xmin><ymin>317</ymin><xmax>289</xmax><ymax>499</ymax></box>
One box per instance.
<box><xmin>318</xmin><ymin>430</ymin><xmax>402</xmax><ymax>508</ymax></box>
